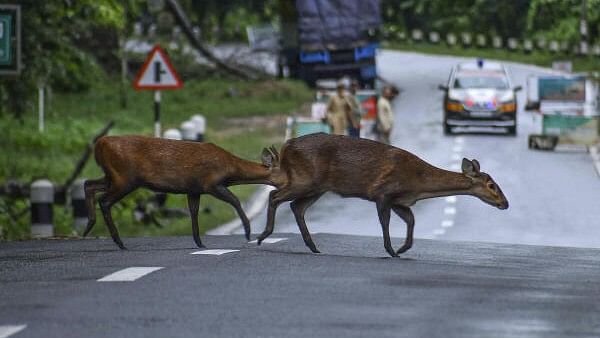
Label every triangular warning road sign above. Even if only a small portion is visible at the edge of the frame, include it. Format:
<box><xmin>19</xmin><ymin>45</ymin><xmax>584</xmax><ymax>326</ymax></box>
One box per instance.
<box><xmin>133</xmin><ymin>45</ymin><xmax>183</xmax><ymax>90</ymax></box>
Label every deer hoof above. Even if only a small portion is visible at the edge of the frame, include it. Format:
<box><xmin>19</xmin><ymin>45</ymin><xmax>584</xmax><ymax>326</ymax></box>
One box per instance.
<box><xmin>396</xmin><ymin>245</ymin><xmax>412</xmax><ymax>255</ymax></box>
<box><xmin>310</xmin><ymin>247</ymin><xmax>321</xmax><ymax>254</ymax></box>
<box><xmin>385</xmin><ymin>248</ymin><xmax>398</xmax><ymax>257</ymax></box>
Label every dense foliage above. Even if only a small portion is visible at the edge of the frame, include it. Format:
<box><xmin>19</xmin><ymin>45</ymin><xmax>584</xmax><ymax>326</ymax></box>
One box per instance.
<box><xmin>0</xmin><ymin>0</ymin><xmax>130</xmax><ymax>118</ymax></box>
<box><xmin>382</xmin><ymin>0</ymin><xmax>600</xmax><ymax>43</ymax></box>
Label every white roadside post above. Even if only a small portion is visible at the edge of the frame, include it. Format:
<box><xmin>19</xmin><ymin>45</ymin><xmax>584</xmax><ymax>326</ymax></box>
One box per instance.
<box><xmin>191</xmin><ymin>114</ymin><xmax>206</xmax><ymax>141</ymax></box>
<box><xmin>163</xmin><ymin>128</ymin><xmax>182</xmax><ymax>140</ymax></box>
<box><xmin>492</xmin><ymin>36</ymin><xmax>503</xmax><ymax>49</ymax></box>
<box><xmin>446</xmin><ymin>33</ymin><xmax>457</xmax><ymax>46</ymax></box>
<box><xmin>429</xmin><ymin>31</ymin><xmax>440</xmax><ymax>44</ymax></box>
<box><xmin>180</xmin><ymin>120</ymin><xmax>196</xmax><ymax>141</ymax></box>
<box><xmin>71</xmin><ymin>179</ymin><xmax>87</xmax><ymax>233</ymax></box>
<box><xmin>30</xmin><ymin>179</ymin><xmax>54</xmax><ymax>237</ymax></box>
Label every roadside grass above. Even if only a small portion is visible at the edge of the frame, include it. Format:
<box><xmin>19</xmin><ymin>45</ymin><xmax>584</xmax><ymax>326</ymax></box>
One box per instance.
<box><xmin>0</xmin><ymin>76</ymin><xmax>312</xmax><ymax>240</ymax></box>
<box><xmin>383</xmin><ymin>41</ymin><xmax>600</xmax><ymax>72</ymax></box>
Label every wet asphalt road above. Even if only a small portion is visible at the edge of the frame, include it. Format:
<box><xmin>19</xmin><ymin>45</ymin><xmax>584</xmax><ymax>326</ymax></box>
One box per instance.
<box><xmin>2</xmin><ymin>235</ymin><xmax>600</xmax><ymax>338</ymax></box>
<box><xmin>247</xmin><ymin>50</ymin><xmax>600</xmax><ymax>249</ymax></box>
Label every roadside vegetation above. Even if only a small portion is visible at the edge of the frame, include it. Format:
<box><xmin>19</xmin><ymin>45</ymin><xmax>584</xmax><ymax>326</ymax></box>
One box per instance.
<box><xmin>383</xmin><ymin>41</ymin><xmax>600</xmax><ymax>73</ymax></box>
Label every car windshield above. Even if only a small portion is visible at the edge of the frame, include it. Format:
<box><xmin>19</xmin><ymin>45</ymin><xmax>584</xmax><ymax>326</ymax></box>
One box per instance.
<box><xmin>453</xmin><ymin>75</ymin><xmax>509</xmax><ymax>89</ymax></box>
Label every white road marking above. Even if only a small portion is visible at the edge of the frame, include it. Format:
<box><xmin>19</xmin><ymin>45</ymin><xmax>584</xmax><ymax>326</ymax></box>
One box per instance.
<box><xmin>248</xmin><ymin>237</ymin><xmax>287</xmax><ymax>244</ymax></box>
<box><xmin>450</xmin><ymin>163</ymin><xmax>461</xmax><ymax>170</ymax></box>
<box><xmin>452</xmin><ymin>145</ymin><xmax>463</xmax><ymax>152</ymax></box>
<box><xmin>590</xmin><ymin>146</ymin><xmax>600</xmax><ymax>177</ymax></box>
<box><xmin>0</xmin><ymin>325</ymin><xmax>26</xmax><ymax>338</ymax></box>
<box><xmin>455</xmin><ymin>136</ymin><xmax>465</xmax><ymax>144</ymax></box>
<box><xmin>190</xmin><ymin>249</ymin><xmax>239</xmax><ymax>255</ymax></box>
<box><xmin>433</xmin><ymin>229</ymin><xmax>446</xmax><ymax>235</ymax></box>
<box><xmin>445</xmin><ymin>196</ymin><xmax>457</xmax><ymax>203</ymax></box>
<box><xmin>444</xmin><ymin>207</ymin><xmax>456</xmax><ymax>215</ymax></box>
<box><xmin>97</xmin><ymin>267</ymin><xmax>163</xmax><ymax>282</ymax></box>
<box><xmin>451</xmin><ymin>153</ymin><xmax>462</xmax><ymax>161</ymax></box>
<box><xmin>441</xmin><ymin>220</ymin><xmax>454</xmax><ymax>228</ymax></box>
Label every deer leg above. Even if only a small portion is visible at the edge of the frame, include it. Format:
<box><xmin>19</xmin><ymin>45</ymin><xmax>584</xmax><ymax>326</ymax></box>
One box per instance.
<box><xmin>392</xmin><ymin>205</ymin><xmax>415</xmax><ymax>254</ymax></box>
<box><xmin>290</xmin><ymin>193</ymin><xmax>323</xmax><ymax>254</ymax></box>
<box><xmin>257</xmin><ymin>189</ymin><xmax>291</xmax><ymax>245</ymax></box>
<box><xmin>376</xmin><ymin>199</ymin><xmax>397</xmax><ymax>257</ymax></box>
<box><xmin>187</xmin><ymin>193</ymin><xmax>204</xmax><ymax>248</ymax></box>
<box><xmin>98</xmin><ymin>186</ymin><xmax>132</xmax><ymax>250</ymax></box>
<box><xmin>83</xmin><ymin>177</ymin><xmax>108</xmax><ymax>237</ymax></box>
<box><xmin>211</xmin><ymin>185</ymin><xmax>252</xmax><ymax>240</ymax></box>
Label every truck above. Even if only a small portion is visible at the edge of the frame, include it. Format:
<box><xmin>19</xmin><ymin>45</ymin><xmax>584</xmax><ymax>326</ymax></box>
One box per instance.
<box><xmin>278</xmin><ymin>0</ymin><xmax>381</xmax><ymax>87</ymax></box>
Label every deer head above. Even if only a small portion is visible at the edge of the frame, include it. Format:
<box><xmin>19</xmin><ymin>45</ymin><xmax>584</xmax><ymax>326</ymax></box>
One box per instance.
<box><xmin>462</xmin><ymin>158</ymin><xmax>509</xmax><ymax>210</ymax></box>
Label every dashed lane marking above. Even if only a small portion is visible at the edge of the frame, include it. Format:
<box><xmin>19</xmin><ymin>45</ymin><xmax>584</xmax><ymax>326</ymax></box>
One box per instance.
<box><xmin>455</xmin><ymin>136</ymin><xmax>465</xmax><ymax>144</ymax></box>
<box><xmin>444</xmin><ymin>207</ymin><xmax>457</xmax><ymax>215</ymax></box>
<box><xmin>0</xmin><ymin>325</ymin><xmax>27</xmax><ymax>338</ymax></box>
<box><xmin>248</xmin><ymin>237</ymin><xmax>287</xmax><ymax>244</ymax></box>
<box><xmin>452</xmin><ymin>145</ymin><xmax>463</xmax><ymax>152</ymax></box>
<box><xmin>190</xmin><ymin>249</ymin><xmax>240</xmax><ymax>255</ymax></box>
<box><xmin>97</xmin><ymin>267</ymin><xmax>163</xmax><ymax>282</ymax></box>
<box><xmin>451</xmin><ymin>153</ymin><xmax>462</xmax><ymax>161</ymax></box>
<box><xmin>441</xmin><ymin>220</ymin><xmax>454</xmax><ymax>228</ymax></box>
<box><xmin>445</xmin><ymin>196</ymin><xmax>457</xmax><ymax>203</ymax></box>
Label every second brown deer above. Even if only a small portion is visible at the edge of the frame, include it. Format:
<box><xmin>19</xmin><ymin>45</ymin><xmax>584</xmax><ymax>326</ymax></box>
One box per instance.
<box><xmin>258</xmin><ymin>133</ymin><xmax>508</xmax><ymax>257</ymax></box>
<box><xmin>84</xmin><ymin>135</ymin><xmax>278</xmax><ymax>249</ymax></box>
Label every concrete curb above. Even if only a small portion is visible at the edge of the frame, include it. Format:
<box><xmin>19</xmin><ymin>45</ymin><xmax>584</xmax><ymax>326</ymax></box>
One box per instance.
<box><xmin>589</xmin><ymin>145</ymin><xmax>600</xmax><ymax>177</ymax></box>
<box><xmin>207</xmin><ymin>185</ymin><xmax>274</xmax><ymax>235</ymax></box>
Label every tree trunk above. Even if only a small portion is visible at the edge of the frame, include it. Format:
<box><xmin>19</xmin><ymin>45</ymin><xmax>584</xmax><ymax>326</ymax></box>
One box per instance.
<box><xmin>164</xmin><ymin>0</ymin><xmax>256</xmax><ymax>80</ymax></box>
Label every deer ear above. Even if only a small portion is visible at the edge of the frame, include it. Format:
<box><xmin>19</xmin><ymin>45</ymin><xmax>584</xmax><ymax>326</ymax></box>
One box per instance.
<box><xmin>261</xmin><ymin>148</ymin><xmax>273</xmax><ymax>167</ymax></box>
<box><xmin>462</xmin><ymin>158</ymin><xmax>476</xmax><ymax>176</ymax></box>
<box><xmin>269</xmin><ymin>145</ymin><xmax>280</xmax><ymax>162</ymax></box>
<box><xmin>471</xmin><ymin>159</ymin><xmax>481</xmax><ymax>173</ymax></box>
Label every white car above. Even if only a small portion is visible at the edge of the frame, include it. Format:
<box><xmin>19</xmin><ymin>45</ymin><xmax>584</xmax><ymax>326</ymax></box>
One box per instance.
<box><xmin>439</xmin><ymin>60</ymin><xmax>522</xmax><ymax>135</ymax></box>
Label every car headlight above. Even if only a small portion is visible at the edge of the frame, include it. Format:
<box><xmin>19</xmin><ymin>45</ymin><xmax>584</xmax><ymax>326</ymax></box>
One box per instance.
<box><xmin>498</xmin><ymin>90</ymin><xmax>515</xmax><ymax>103</ymax></box>
<box><xmin>448</xmin><ymin>89</ymin><xmax>466</xmax><ymax>101</ymax></box>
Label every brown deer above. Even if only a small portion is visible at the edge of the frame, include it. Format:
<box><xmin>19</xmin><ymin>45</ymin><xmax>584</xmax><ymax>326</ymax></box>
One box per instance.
<box><xmin>84</xmin><ymin>135</ymin><xmax>278</xmax><ymax>249</ymax></box>
<box><xmin>257</xmin><ymin>133</ymin><xmax>508</xmax><ymax>257</ymax></box>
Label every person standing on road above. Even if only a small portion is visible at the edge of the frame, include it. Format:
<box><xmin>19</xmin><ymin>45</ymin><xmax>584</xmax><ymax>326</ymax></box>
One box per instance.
<box><xmin>376</xmin><ymin>86</ymin><xmax>395</xmax><ymax>144</ymax></box>
<box><xmin>346</xmin><ymin>80</ymin><xmax>363</xmax><ymax>138</ymax></box>
<box><xmin>326</xmin><ymin>80</ymin><xmax>353</xmax><ymax>135</ymax></box>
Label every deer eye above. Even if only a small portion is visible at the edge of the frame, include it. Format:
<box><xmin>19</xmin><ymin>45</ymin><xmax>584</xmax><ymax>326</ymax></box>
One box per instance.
<box><xmin>487</xmin><ymin>182</ymin><xmax>495</xmax><ymax>190</ymax></box>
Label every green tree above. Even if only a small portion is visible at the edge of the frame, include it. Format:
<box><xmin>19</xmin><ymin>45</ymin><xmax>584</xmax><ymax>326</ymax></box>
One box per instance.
<box><xmin>0</xmin><ymin>0</ymin><xmax>128</xmax><ymax>119</ymax></box>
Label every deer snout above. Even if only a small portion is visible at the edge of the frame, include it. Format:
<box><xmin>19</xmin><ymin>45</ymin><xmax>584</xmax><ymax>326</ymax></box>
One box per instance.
<box><xmin>497</xmin><ymin>200</ymin><xmax>509</xmax><ymax>210</ymax></box>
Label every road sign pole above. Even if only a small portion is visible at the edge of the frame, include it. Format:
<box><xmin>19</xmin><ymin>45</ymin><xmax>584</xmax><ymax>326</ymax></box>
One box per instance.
<box><xmin>154</xmin><ymin>90</ymin><xmax>161</xmax><ymax>137</ymax></box>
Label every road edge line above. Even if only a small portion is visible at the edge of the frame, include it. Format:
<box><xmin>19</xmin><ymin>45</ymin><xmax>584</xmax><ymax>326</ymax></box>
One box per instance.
<box><xmin>590</xmin><ymin>145</ymin><xmax>600</xmax><ymax>177</ymax></box>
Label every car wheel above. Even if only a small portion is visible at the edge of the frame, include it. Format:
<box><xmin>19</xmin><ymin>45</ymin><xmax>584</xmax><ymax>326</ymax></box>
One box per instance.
<box><xmin>507</xmin><ymin>114</ymin><xmax>517</xmax><ymax>136</ymax></box>
<box><xmin>444</xmin><ymin>121</ymin><xmax>453</xmax><ymax>135</ymax></box>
